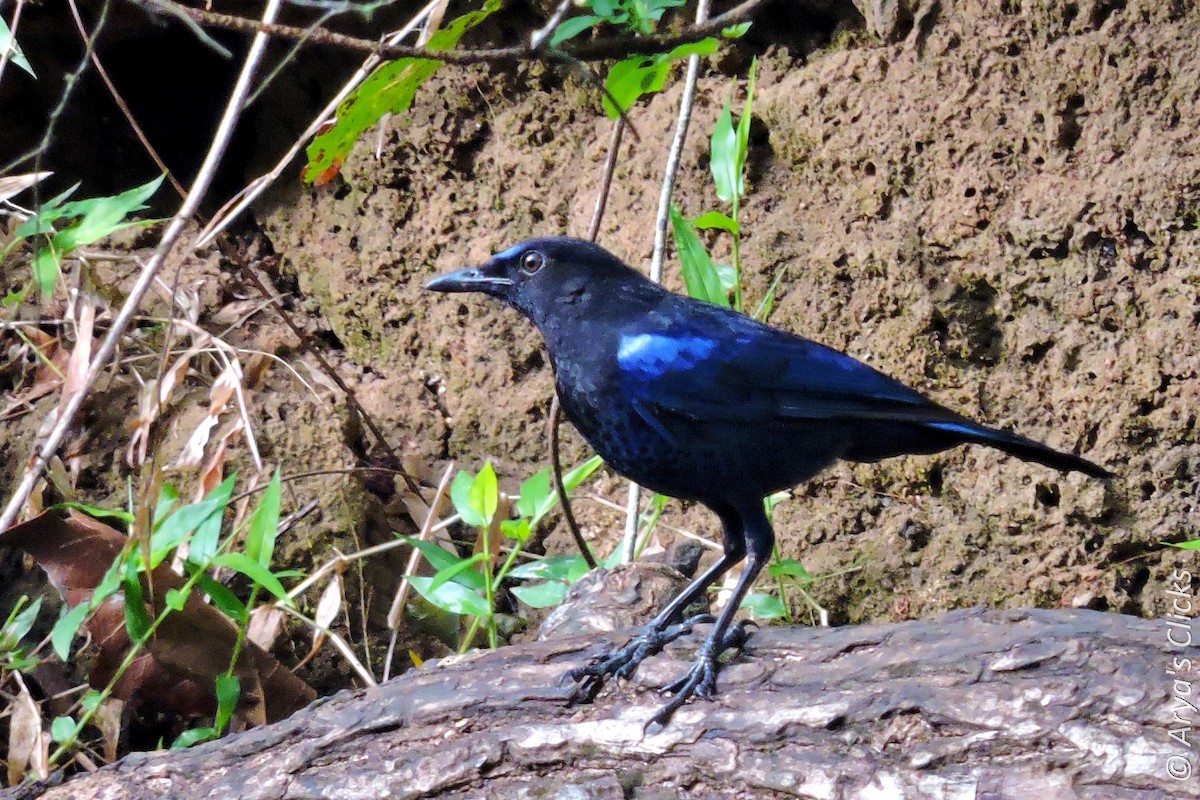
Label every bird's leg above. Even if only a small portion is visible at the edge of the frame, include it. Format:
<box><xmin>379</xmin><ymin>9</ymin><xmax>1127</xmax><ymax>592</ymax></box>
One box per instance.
<box><xmin>567</xmin><ymin>506</ymin><xmax>747</xmax><ymax>705</ymax></box>
<box><xmin>648</xmin><ymin>506</ymin><xmax>774</xmax><ymax>728</ymax></box>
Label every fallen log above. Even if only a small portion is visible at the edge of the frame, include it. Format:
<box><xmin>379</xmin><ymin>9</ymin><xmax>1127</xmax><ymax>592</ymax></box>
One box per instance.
<box><xmin>7</xmin><ymin>607</ymin><xmax>1195</xmax><ymax>799</ymax></box>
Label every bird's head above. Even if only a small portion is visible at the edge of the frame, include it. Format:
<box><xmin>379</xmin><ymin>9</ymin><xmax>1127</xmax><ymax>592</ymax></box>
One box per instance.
<box><xmin>425</xmin><ymin>237</ymin><xmax>641</xmax><ymax>327</ymax></box>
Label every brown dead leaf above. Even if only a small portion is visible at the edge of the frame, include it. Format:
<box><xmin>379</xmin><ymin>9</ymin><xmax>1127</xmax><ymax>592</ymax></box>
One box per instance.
<box><xmin>7</xmin><ymin>673</ymin><xmax>48</xmax><ymax>784</ymax></box>
<box><xmin>0</xmin><ymin>510</ymin><xmax>315</xmax><ymax>725</ymax></box>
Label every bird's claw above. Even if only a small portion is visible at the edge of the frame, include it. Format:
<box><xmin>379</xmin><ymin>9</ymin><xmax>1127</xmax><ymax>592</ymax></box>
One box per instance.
<box><xmin>644</xmin><ymin>619</ymin><xmax>758</xmax><ymax>729</ymax></box>
<box><xmin>566</xmin><ymin>613</ymin><xmax>713</xmax><ymax>706</ymax></box>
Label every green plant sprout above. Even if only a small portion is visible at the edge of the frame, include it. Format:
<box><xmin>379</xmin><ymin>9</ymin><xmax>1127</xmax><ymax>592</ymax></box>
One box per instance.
<box><xmin>2</xmin><ymin>175</ymin><xmax>164</xmax><ymax>301</ymax></box>
<box><xmin>403</xmin><ymin>456</ymin><xmax>605</xmax><ymax>651</ymax></box>
<box><xmin>44</xmin><ymin>469</ymin><xmax>300</xmax><ymax>759</ymax></box>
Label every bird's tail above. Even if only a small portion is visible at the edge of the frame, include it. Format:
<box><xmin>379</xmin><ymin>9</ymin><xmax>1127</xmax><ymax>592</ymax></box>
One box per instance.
<box><xmin>926</xmin><ymin>421</ymin><xmax>1113</xmax><ymax>479</ymax></box>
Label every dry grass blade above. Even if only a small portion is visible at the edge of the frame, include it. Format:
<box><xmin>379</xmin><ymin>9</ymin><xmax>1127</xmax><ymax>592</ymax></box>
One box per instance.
<box><xmin>0</xmin><ymin>171</ymin><xmax>52</xmax><ymax>206</ymax></box>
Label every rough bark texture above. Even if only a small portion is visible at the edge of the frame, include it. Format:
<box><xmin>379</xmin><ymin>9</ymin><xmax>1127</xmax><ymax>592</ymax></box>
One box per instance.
<box><xmin>8</xmin><ymin>608</ymin><xmax>1194</xmax><ymax>799</ymax></box>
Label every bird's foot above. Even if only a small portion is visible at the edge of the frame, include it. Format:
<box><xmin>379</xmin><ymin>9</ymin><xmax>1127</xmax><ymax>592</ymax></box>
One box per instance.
<box><xmin>566</xmin><ymin>613</ymin><xmax>714</xmax><ymax>706</ymax></box>
<box><xmin>646</xmin><ymin>620</ymin><xmax>757</xmax><ymax>729</ymax></box>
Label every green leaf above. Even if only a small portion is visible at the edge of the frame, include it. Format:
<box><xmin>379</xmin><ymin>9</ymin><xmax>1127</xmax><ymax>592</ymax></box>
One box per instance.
<box><xmin>0</xmin><ymin>18</ymin><xmax>36</xmax><ymax>78</ymax></box>
<box><xmin>210</xmin><ymin>552</ymin><xmax>289</xmax><ymax>601</ymax></box>
<box><xmin>693</xmin><ymin>210</ymin><xmax>739</xmax><ymax>234</ymax></box>
<box><xmin>51</xmin><ymin>175</ymin><xmax>164</xmax><ymax>251</ymax></box>
<box><xmin>516</xmin><ymin>468</ymin><xmax>552</xmax><ymax>522</ymax></box>
<box><xmin>1165</xmin><ymin>539</ymin><xmax>1200</xmax><ymax>550</ymax></box>
<box><xmin>194</xmin><ymin>573</ymin><xmax>248</xmax><ymax>624</ymax></box>
<box><xmin>529</xmin><ymin>455</ymin><xmax>605</xmax><ymax>526</ymax></box>
<box><xmin>427</xmin><ymin>553</ymin><xmax>489</xmax><ymax>593</ymax></box>
<box><xmin>50</xmin><ymin>716</ymin><xmax>77</xmax><ymax>744</ymax></box>
<box><xmin>769</xmin><ymin>558</ymin><xmax>812</xmax><ymax>583</ymax></box>
<box><xmin>736</xmin><ymin>59</ymin><xmax>759</xmax><ymax>178</ymax></box>
<box><xmin>122</xmin><ymin>573</ymin><xmax>151</xmax><ymax>640</ymax></box>
<box><xmin>450</xmin><ymin>469</ymin><xmax>490</xmax><ymax>527</ymax></box>
<box><xmin>753</xmin><ymin>265</ymin><xmax>788</xmax><ymax>322</ymax></box>
<box><xmin>2</xmin><ymin>596</ymin><xmax>42</xmax><ymax>648</ymax></box>
<box><xmin>408</xmin><ymin>576</ymin><xmax>490</xmax><ymax>618</ymax></box>
<box><xmin>710</xmin><ymin>101</ymin><xmax>740</xmax><ymax>204</ymax></box>
<box><xmin>153</xmin><ymin>473</ymin><xmax>236</xmax><ymax>565</ymax></box>
<box><xmin>602</xmin><ymin>38</ymin><xmax>718</xmax><ymax>118</ymax></box>
<box><xmin>214</xmin><ymin>674</ymin><xmax>240</xmax><ymax>732</ymax></box>
<box><xmin>507</xmin><ymin>555</ymin><xmax>590</xmax><ymax>582</ymax></box>
<box><xmin>500</xmin><ymin>518</ymin><xmax>531</xmax><ymax>543</ymax></box>
<box><xmin>401</xmin><ymin>536</ymin><xmax>487</xmax><ymax>591</ymax></box>
<box><xmin>32</xmin><ymin>246</ymin><xmax>60</xmax><ymax>300</ymax></box>
<box><xmin>11</xmin><ymin>184</ymin><xmax>79</xmax><ymax>242</ymax></box>
<box><xmin>304</xmin><ymin>0</ymin><xmax>503</xmax><ymax>183</ymax></box>
<box><xmin>469</xmin><ymin>461</ymin><xmax>499</xmax><ymax>527</ymax></box>
<box><xmin>81</xmin><ymin>691</ymin><xmax>103</xmax><ymax>713</ymax></box>
<box><xmin>741</xmin><ymin>592</ymin><xmax>786</xmax><ymax>620</ymax></box>
<box><xmin>550</xmin><ymin>14</ymin><xmax>602</xmax><ymax>46</ymax></box>
<box><xmin>722</xmin><ymin>21</ymin><xmax>752</xmax><ymax>38</ymax></box>
<box><xmin>51</xmin><ymin>502</ymin><xmax>135</xmax><ymax>526</ymax></box>
<box><xmin>172</xmin><ymin>726</ymin><xmax>217</xmax><ymax>749</ymax></box>
<box><xmin>246</xmin><ymin>469</ymin><xmax>282</xmax><ymax>567</ymax></box>
<box><xmin>511</xmin><ymin>581</ymin><xmax>569</xmax><ymax>609</ymax></box>
<box><xmin>164</xmin><ymin>587</ymin><xmax>189</xmax><ymax>611</ymax></box>
<box><xmin>51</xmin><ymin>604</ymin><xmax>89</xmax><ymax>660</ymax></box>
<box><xmin>671</xmin><ymin>205</ymin><xmax>729</xmax><ymax>307</ymax></box>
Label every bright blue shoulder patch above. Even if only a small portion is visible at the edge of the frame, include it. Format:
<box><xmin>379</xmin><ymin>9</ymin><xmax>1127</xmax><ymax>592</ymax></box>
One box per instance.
<box><xmin>618</xmin><ymin>333</ymin><xmax>718</xmax><ymax>380</ymax></box>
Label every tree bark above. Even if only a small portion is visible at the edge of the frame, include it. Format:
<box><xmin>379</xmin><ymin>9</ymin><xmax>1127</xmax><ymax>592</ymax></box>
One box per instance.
<box><xmin>7</xmin><ymin>608</ymin><xmax>1195</xmax><ymax>799</ymax></box>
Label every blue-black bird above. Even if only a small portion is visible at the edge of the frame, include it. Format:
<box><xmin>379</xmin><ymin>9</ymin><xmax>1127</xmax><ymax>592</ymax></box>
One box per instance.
<box><xmin>426</xmin><ymin>236</ymin><xmax>1111</xmax><ymax>725</ymax></box>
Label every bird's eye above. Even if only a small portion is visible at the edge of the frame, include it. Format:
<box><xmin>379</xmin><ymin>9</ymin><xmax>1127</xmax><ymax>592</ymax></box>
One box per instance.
<box><xmin>521</xmin><ymin>250</ymin><xmax>546</xmax><ymax>275</ymax></box>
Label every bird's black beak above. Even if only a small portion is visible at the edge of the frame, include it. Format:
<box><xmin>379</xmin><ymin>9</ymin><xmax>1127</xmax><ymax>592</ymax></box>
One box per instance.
<box><xmin>425</xmin><ymin>265</ymin><xmax>513</xmax><ymax>295</ymax></box>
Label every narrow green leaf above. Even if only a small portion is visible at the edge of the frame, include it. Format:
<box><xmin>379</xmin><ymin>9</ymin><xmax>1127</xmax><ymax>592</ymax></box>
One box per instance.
<box><xmin>194</xmin><ymin>573</ymin><xmax>248</xmax><ymax>624</ymax></box>
<box><xmin>550</xmin><ymin>14</ymin><xmax>602</xmax><ymax>46</ymax></box>
<box><xmin>1165</xmin><ymin>539</ymin><xmax>1200</xmax><ymax>550</ymax></box>
<box><xmin>753</xmin><ymin>264</ymin><xmax>788</xmax><ymax>322</ymax></box>
<box><xmin>507</xmin><ymin>555</ymin><xmax>589</xmax><ymax>582</ymax></box>
<box><xmin>304</xmin><ymin>0</ymin><xmax>503</xmax><ymax>183</ymax></box>
<box><xmin>154</xmin><ymin>473</ymin><xmax>237</xmax><ymax>566</ymax></box>
<box><xmin>735</xmin><ymin>58</ymin><xmax>759</xmax><ymax>178</ymax></box>
<box><xmin>511</xmin><ymin>581</ymin><xmax>569</xmax><ymax>609</ymax></box>
<box><xmin>50</xmin><ymin>604</ymin><xmax>89</xmax><ymax>661</ymax></box>
<box><xmin>710</xmin><ymin>102</ymin><xmax>739</xmax><ymax>204</ymax></box>
<box><xmin>516</xmin><ymin>468</ymin><xmax>552</xmax><ymax>521</ymax></box>
<box><xmin>52</xmin><ymin>175</ymin><xmax>164</xmax><ymax>251</ymax></box>
<box><xmin>671</xmin><ymin>205</ymin><xmax>730</xmax><ymax>307</ymax></box>
<box><xmin>741</xmin><ymin>592</ymin><xmax>786</xmax><ymax>620</ymax></box>
<box><xmin>693</xmin><ymin>210</ymin><xmax>739</xmax><ymax>234</ymax></box>
<box><xmin>469</xmin><ymin>461</ymin><xmax>499</xmax><ymax>527</ymax></box>
<box><xmin>245</xmin><ymin>469</ymin><xmax>282</xmax><ymax>567</ymax></box>
<box><xmin>51</xmin><ymin>502</ymin><xmax>135</xmax><ymax>526</ymax></box>
<box><xmin>401</xmin><ymin>536</ymin><xmax>487</xmax><ymax>591</ymax></box>
<box><xmin>0</xmin><ymin>19</ymin><xmax>36</xmax><ymax>77</ymax></box>
<box><xmin>428</xmin><ymin>553</ymin><xmax>489</xmax><ymax>593</ymax></box>
<box><xmin>172</xmin><ymin>726</ymin><xmax>217</xmax><ymax>749</ymax></box>
<box><xmin>2</xmin><ymin>596</ymin><xmax>42</xmax><ymax>646</ymax></box>
<box><xmin>214</xmin><ymin>674</ymin><xmax>240</xmax><ymax>732</ymax></box>
<box><xmin>722</xmin><ymin>21</ymin><xmax>752</xmax><ymax>38</ymax></box>
<box><xmin>408</xmin><ymin>576</ymin><xmax>490</xmax><ymax>618</ymax></box>
<box><xmin>122</xmin><ymin>573</ymin><xmax>151</xmax><ymax>640</ymax></box>
<box><xmin>32</xmin><ymin>246</ymin><xmax>60</xmax><ymax>300</ymax></box>
<box><xmin>210</xmin><ymin>552</ymin><xmax>289</xmax><ymax>601</ymax></box>
<box><xmin>530</xmin><ymin>455</ymin><xmax>604</xmax><ymax>526</ymax></box>
<box><xmin>769</xmin><ymin>558</ymin><xmax>813</xmax><ymax>583</ymax></box>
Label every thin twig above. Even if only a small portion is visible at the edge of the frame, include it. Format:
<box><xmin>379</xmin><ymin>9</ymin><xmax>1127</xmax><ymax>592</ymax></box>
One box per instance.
<box><xmin>65</xmin><ymin>0</ymin><xmax>186</xmax><ymax>199</ymax></box>
<box><xmin>129</xmin><ymin>0</ymin><xmax>766</xmax><ymax>65</ymax></box>
<box><xmin>384</xmin><ymin>461</ymin><xmax>456</xmax><ymax>680</ymax></box>
<box><xmin>621</xmin><ymin>0</ymin><xmax>712</xmax><ymax>564</ymax></box>
<box><xmin>0</xmin><ymin>0</ymin><xmax>285</xmax><ymax>534</ymax></box>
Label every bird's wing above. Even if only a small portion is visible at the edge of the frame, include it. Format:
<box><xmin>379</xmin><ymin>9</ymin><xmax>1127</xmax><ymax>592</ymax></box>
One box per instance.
<box><xmin>616</xmin><ymin>310</ymin><xmax>966</xmax><ymax>427</ymax></box>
